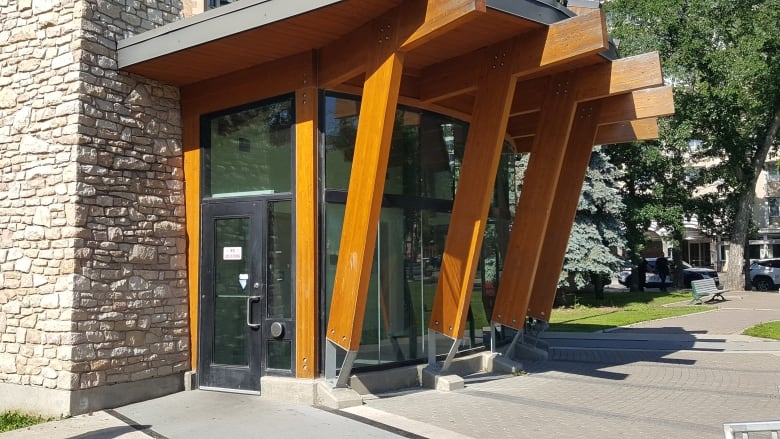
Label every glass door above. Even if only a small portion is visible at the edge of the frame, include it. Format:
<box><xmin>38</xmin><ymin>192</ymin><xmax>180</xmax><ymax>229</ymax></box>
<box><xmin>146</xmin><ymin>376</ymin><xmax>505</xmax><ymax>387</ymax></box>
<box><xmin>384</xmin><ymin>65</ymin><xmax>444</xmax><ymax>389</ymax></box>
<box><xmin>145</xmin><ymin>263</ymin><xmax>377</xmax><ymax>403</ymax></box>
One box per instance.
<box><xmin>199</xmin><ymin>198</ymin><xmax>293</xmax><ymax>392</ymax></box>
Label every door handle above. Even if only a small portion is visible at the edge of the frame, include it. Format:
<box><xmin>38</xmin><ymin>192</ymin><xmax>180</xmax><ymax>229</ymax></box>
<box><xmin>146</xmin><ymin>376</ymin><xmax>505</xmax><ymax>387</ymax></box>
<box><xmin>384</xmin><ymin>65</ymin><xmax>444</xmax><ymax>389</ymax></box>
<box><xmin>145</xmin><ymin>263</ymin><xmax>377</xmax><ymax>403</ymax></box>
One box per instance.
<box><xmin>246</xmin><ymin>296</ymin><xmax>261</xmax><ymax>329</ymax></box>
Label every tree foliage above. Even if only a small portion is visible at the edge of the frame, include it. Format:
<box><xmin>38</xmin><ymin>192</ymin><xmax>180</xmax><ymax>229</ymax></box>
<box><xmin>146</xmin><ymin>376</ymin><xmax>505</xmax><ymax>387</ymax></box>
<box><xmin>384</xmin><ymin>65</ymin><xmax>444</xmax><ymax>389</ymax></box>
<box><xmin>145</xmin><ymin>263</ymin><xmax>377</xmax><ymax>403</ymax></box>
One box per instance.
<box><xmin>558</xmin><ymin>147</ymin><xmax>626</xmax><ymax>294</ymax></box>
<box><xmin>604</xmin><ymin>0</ymin><xmax>780</xmax><ymax>288</ymax></box>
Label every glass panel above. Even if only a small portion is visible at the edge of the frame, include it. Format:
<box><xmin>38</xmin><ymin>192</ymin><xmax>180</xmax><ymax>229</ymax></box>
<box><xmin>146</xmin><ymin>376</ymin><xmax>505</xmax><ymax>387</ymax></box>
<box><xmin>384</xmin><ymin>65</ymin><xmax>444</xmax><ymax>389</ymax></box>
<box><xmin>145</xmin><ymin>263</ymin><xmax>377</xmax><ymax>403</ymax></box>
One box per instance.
<box><xmin>324</xmin><ymin>203</ymin><xmax>346</xmax><ymax>320</ymax></box>
<box><xmin>323</xmin><ymin>94</ymin><xmax>467</xmax><ymax>198</ymax></box>
<box><xmin>322</xmin><ymin>93</ymin><xmax>519</xmax><ymax>368</ymax></box>
<box><xmin>419</xmin><ymin>114</ymin><xmax>466</xmax><ymax>200</ymax></box>
<box><xmin>324</xmin><ymin>97</ymin><xmax>358</xmax><ymax>190</ymax></box>
<box><xmin>213</xmin><ymin>217</ymin><xmax>250</xmax><ymax>366</ymax></box>
<box><xmin>205</xmin><ymin>96</ymin><xmax>294</xmax><ymax>197</ymax></box>
<box><xmin>267</xmin><ymin>201</ymin><xmax>292</xmax><ymax>319</ymax></box>
<box><xmin>266</xmin><ymin>340</ymin><xmax>292</xmax><ymax>370</ymax></box>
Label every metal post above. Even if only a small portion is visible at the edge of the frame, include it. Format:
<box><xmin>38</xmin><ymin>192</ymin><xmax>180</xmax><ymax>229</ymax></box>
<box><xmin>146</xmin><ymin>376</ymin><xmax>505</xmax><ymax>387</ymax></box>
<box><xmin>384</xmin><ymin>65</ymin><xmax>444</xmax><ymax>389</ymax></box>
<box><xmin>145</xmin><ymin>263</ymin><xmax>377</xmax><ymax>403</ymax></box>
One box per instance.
<box><xmin>325</xmin><ymin>339</ymin><xmax>358</xmax><ymax>388</ymax></box>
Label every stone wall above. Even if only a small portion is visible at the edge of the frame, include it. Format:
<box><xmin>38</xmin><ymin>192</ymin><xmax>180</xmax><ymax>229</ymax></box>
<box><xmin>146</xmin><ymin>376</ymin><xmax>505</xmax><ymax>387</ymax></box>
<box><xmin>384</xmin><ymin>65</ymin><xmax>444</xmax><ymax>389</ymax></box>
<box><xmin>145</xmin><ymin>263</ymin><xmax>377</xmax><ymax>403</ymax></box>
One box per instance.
<box><xmin>1</xmin><ymin>0</ymin><xmax>188</xmax><ymax>415</ymax></box>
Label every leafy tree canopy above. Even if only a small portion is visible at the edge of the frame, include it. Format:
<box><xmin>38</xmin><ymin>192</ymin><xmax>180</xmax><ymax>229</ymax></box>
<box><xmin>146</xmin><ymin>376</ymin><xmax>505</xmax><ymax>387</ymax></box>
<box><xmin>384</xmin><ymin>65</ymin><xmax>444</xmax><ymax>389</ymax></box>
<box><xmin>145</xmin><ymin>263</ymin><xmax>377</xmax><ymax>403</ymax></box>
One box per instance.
<box><xmin>603</xmin><ymin>0</ymin><xmax>780</xmax><ymax>287</ymax></box>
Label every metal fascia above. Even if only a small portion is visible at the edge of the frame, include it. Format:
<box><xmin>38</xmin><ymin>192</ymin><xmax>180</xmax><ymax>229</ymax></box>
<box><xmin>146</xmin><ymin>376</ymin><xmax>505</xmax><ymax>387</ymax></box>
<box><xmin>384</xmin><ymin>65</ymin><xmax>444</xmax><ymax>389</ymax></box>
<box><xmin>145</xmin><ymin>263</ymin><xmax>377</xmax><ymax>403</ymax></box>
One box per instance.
<box><xmin>117</xmin><ymin>0</ymin><xmax>345</xmax><ymax>68</ymax></box>
<box><xmin>486</xmin><ymin>0</ymin><xmax>575</xmax><ymax>25</ymax></box>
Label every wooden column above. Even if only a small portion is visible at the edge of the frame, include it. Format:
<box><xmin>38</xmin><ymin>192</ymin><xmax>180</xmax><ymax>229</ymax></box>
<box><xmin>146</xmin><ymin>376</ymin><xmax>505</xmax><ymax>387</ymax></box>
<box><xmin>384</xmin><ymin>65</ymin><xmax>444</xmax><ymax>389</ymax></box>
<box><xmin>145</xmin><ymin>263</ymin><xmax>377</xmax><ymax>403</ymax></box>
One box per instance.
<box><xmin>428</xmin><ymin>43</ymin><xmax>517</xmax><ymax>339</ymax></box>
<box><xmin>295</xmin><ymin>78</ymin><xmax>318</xmax><ymax>376</ymax></box>
<box><xmin>492</xmin><ymin>73</ymin><xmax>580</xmax><ymax>329</ymax></box>
<box><xmin>325</xmin><ymin>24</ymin><xmax>406</xmax><ymax>351</ymax></box>
<box><xmin>525</xmin><ymin>101</ymin><xmax>603</xmax><ymax>320</ymax></box>
<box><xmin>182</xmin><ymin>99</ymin><xmax>200</xmax><ymax>371</ymax></box>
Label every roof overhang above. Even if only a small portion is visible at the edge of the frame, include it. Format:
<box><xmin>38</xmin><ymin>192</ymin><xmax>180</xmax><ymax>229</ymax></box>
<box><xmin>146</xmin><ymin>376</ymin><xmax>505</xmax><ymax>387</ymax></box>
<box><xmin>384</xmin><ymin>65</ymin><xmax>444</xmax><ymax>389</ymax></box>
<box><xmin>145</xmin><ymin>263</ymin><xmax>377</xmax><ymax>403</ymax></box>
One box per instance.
<box><xmin>117</xmin><ymin>0</ymin><xmax>606</xmax><ymax>87</ymax></box>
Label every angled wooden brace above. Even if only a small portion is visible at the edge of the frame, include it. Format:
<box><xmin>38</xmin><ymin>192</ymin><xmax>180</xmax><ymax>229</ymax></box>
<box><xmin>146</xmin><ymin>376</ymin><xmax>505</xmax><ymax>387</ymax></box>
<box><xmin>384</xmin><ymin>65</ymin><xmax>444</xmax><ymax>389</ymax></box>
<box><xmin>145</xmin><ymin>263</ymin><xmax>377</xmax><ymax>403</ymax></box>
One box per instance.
<box><xmin>492</xmin><ymin>53</ymin><xmax>665</xmax><ymax>333</ymax></box>
<box><xmin>526</xmin><ymin>87</ymin><xmax>674</xmax><ymax>322</ymax></box>
<box><xmin>324</xmin><ymin>1</ymin><xmax>485</xmax><ymax>389</ymax></box>
<box><xmin>425</xmin><ymin>11</ymin><xmax>608</xmax><ymax>371</ymax></box>
<box><xmin>491</xmin><ymin>73</ymin><xmax>581</xmax><ymax>333</ymax></box>
<box><xmin>426</xmin><ymin>43</ymin><xmax>517</xmax><ymax>372</ymax></box>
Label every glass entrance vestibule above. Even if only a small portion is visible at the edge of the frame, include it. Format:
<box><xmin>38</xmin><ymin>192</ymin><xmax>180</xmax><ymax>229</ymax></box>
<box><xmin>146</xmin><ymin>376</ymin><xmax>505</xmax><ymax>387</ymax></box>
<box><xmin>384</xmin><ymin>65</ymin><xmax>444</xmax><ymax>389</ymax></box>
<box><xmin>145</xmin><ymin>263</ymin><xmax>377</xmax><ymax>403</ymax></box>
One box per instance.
<box><xmin>198</xmin><ymin>91</ymin><xmax>518</xmax><ymax>389</ymax></box>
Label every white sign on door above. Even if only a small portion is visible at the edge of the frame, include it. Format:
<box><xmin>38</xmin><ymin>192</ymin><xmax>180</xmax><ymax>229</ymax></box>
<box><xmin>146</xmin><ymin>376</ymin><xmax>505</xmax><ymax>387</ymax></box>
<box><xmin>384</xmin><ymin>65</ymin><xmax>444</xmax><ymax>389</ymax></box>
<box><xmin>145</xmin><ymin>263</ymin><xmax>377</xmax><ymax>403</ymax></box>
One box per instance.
<box><xmin>223</xmin><ymin>246</ymin><xmax>243</xmax><ymax>261</ymax></box>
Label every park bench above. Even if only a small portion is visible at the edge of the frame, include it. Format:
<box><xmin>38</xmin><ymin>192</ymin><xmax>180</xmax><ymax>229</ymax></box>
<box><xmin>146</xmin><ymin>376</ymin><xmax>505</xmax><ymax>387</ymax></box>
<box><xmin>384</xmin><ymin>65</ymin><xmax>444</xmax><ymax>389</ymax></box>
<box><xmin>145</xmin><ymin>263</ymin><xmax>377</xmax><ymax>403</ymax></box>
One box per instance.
<box><xmin>724</xmin><ymin>420</ymin><xmax>780</xmax><ymax>438</ymax></box>
<box><xmin>690</xmin><ymin>277</ymin><xmax>727</xmax><ymax>304</ymax></box>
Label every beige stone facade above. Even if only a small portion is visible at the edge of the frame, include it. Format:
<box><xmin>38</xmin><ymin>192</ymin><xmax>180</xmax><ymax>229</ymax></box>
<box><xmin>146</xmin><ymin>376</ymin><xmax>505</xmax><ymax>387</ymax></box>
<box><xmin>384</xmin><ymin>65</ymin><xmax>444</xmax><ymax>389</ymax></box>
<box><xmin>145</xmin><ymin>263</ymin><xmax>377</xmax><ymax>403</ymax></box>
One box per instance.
<box><xmin>1</xmin><ymin>0</ymin><xmax>188</xmax><ymax>416</ymax></box>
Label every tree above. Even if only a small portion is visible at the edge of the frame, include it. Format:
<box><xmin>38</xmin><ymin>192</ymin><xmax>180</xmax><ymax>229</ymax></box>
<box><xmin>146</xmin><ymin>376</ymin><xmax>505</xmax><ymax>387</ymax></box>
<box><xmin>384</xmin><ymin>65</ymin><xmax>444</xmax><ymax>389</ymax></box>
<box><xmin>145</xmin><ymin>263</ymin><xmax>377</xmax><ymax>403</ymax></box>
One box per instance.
<box><xmin>604</xmin><ymin>0</ymin><xmax>780</xmax><ymax>290</ymax></box>
<box><xmin>558</xmin><ymin>147</ymin><xmax>626</xmax><ymax>299</ymax></box>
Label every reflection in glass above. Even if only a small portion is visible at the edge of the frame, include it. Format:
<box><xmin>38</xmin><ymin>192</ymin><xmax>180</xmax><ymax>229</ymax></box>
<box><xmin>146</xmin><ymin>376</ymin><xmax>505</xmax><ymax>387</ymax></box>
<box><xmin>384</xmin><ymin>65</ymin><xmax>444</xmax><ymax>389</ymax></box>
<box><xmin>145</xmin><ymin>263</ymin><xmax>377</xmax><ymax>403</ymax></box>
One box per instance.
<box><xmin>213</xmin><ymin>217</ymin><xmax>250</xmax><ymax>366</ymax></box>
<box><xmin>204</xmin><ymin>96</ymin><xmax>294</xmax><ymax>197</ymax></box>
<box><xmin>267</xmin><ymin>340</ymin><xmax>292</xmax><ymax>370</ymax></box>
<box><xmin>267</xmin><ymin>201</ymin><xmax>292</xmax><ymax>319</ymax></box>
<box><xmin>323</xmin><ymin>94</ymin><xmax>516</xmax><ymax>367</ymax></box>
<box><xmin>324</xmin><ymin>95</ymin><xmax>466</xmax><ymax>199</ymax></box>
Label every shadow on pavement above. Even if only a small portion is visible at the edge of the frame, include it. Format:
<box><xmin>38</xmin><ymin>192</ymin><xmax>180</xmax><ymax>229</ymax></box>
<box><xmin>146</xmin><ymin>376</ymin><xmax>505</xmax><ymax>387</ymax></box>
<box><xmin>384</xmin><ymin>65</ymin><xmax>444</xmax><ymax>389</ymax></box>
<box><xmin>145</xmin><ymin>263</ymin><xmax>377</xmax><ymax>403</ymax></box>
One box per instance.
<box><xmin>68</xmin><ymin>425</ymin><xmax>153</xmax><ymax>439</ymax></box>
<box><xmin>529</xmin><ymin>326</ymin><xmax>722</xmax><ymax>380</ymax></box>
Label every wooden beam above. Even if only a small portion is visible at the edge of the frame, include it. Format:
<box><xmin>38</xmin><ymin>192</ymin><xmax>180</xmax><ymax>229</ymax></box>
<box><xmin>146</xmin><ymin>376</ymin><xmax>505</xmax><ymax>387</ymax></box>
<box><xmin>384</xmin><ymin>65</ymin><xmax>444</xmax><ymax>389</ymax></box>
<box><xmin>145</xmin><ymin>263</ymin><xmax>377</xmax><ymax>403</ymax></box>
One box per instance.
<box><xmin>525</xmin><ymin>101</ymin><xmax>602</xmax><ymax>321</ymax></box>
<box><xmin>295</xmin><ymin>80</ymin><xmax>318</xmax><ymax>377</ymax></box>
<box><xmin>506</xmin><ymin>111</ymin><xmax>539</xmax><ymax>140</ymax></box>
<box><xmin>419</xmin><ymin>10</ymin><xmax>607</xmax><ymax>102</ymax></box>
<box><xmin>319</xmin><ymin>0</ymin><xmax>484</xmax><ymax>88</ymax></box>
<box><xmin>492</xmin><ymin>73</ymin><xmax>579</xmax><ymax>330</ymax></box>
<box><xmin>597</xmin><ymin>86</ymin><xmax>674</xmax><ymax>125</ymax></box>
<box><xmin>511</xmin><ymin>53</ymin><xmax>664</xmax><ymax>116</ymax></box>
<box><xmin>575</xmin><ymin>52</ymin><xmax>663</xmax><ymax>101</ymax></box>
<box><xmin>181</xmin><ymin>52</ymin><xmax>313</xmax><ymax>115</ymax></box>
<box><xmin>595</xmin><ymin>118</ymin><xmax>659</xmax><ymax>144</ymax></box>
<box><xmin>509</xmin><ymin>85</ymin><xmax>673</xmax><ymax>142</ymax></box>
<box><xmin>399</xmin><ymin>0</ymin><xmax>486</xmax><ymax>51</ymax></box>
<box><xmin>428</xmin><ymin>43</ymin><xmax>517</xmax><ymax>339</ymax></box>
<box><xmin>513</xmin><ymin>137</ymin><xmax>534</xmax><ymax>153</ymax></box>
<box><xmin>325</xmin><ymin>43</ymin><xmax>406</xmax><ymax>351</ymax></box>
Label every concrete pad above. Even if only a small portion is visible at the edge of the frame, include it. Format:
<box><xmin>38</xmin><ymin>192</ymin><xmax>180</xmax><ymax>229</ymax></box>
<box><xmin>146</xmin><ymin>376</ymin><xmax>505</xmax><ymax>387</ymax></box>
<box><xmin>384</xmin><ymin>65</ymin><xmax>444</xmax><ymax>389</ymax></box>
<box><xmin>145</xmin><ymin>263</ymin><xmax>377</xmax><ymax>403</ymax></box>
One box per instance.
<box><xmin>489</xmin><ymin>353</ymin><xmax>525</xmax><ymax>375</ymax></box>
<box><xmin>315</xmin><ymin>380</ymin><xmax>363</xmax><ymax>409</ymax></box>
<box><xmin>421</xmin><ymin>367</ymin><xmax>465</xmax><ymax>391</ymax></box>
<box><xmin>260</xmin><ymin>376</ymin><xmax>317</xmax><ymax>405</ymax></box>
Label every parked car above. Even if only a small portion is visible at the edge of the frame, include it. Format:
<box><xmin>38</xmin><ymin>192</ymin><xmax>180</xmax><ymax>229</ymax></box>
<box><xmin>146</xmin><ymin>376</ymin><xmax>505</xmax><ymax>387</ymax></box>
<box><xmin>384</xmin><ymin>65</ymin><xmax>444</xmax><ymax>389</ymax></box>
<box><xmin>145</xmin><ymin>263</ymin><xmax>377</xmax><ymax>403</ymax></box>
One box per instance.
<box><xmin>749</xmin><ymin>258</ymin><xmax>780</xmax><ymax>291</ymax></box>
<box><xmin>618</xmin><ymin>258</ymin><xmax>719</xmax><ymax>289</ymax></box>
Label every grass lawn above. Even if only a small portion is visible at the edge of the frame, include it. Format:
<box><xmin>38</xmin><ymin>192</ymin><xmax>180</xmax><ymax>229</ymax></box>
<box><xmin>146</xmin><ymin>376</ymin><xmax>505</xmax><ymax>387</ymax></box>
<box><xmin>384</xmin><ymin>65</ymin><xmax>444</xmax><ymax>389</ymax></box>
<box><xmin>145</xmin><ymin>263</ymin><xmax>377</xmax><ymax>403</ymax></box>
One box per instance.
<box><xmin>743</xmin><ymin>321</ymin><xmax>780</xmax><ymax>340</ymax></box>
<box><xmin>0</xmin><ymin>412</ymin><xmax>48</xmax><ymax>433</ymax></box>
<box><xmin>548</xmin><ymin>290</ymin><xmax>708</xmax><ymax>332</ymax></box>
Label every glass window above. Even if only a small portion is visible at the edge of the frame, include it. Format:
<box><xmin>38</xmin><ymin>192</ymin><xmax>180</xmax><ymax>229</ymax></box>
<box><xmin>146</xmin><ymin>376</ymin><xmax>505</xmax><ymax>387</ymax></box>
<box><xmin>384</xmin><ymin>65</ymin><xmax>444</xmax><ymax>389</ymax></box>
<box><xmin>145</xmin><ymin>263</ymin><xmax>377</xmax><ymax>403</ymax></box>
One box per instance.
<box><xmin>267</xmin><ymin>201</ymin><xmax>292</xmax><ymax>319</ymax></box>
<box><xmin>769</xmin><ymin>198</ymin><xmax>780</xmax><ymax>217</ymax></box>
<box><xmin>213</xmin><ymin>217</ymin><xmax>250</xmax><ymax>366</ymax></box>
<box><xmin>322</xmin><ymin>93</ymin><xmax>515</xmax><ymax>368</ymax></box>
<box><xmin>324</xmin><ymin>95</ymin><xmax>467</xmax><ymax>200</ymax></box>
<box><xmin>203</xmin><ymin>95</ymin><xmax>294</xmax><ymax>198</ymax></box>
<box><xmin>767</xmin><ymin>162</ymin><xmax>780</xmax><ymax>183</ymax></box>
<box><xmin>208</xmin><ymin>0</ymin><xmax>238</xmax><ymax>9</ymax></box>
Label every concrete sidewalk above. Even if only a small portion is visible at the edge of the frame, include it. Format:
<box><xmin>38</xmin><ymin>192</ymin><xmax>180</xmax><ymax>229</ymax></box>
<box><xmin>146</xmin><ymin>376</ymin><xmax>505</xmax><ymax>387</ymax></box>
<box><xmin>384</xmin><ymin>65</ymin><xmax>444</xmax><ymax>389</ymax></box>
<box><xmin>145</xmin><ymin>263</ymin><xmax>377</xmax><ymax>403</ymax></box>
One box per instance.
<box><xmin>5</xmin><ymin>291</ymin><xmax>780</xmax><ymax>439</ymax></box>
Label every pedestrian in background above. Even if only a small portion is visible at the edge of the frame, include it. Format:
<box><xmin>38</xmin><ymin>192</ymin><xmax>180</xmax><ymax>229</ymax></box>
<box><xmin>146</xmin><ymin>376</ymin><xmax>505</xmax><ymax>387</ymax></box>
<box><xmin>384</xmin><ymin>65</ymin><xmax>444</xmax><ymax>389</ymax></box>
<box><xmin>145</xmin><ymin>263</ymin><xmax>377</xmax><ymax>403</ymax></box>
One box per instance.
<box><xmin>637</xmin><ymin>258</ymin><xmax>647</xmax><ymax>292</ymax></box>
<box><xmin>656</xmin><ymin>254</ymin><xmax>670</xmax><ymax>292</ymax></box>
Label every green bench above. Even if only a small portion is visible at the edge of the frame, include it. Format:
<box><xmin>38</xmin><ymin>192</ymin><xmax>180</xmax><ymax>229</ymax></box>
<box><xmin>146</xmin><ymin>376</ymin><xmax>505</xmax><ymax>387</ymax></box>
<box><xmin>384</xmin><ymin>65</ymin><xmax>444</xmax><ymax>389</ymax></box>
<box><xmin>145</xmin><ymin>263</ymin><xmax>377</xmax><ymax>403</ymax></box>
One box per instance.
<box><xmin>690</xmin><ymin>278</ymin><xmax>727</xmax><ymax>304</ymax></box>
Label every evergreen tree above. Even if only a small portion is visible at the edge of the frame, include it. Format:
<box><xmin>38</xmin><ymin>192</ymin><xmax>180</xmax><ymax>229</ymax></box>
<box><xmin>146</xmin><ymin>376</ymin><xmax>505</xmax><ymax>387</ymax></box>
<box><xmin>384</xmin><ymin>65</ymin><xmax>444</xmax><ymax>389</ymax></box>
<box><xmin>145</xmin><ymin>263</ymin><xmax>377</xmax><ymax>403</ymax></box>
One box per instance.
<box><xmin>558</xmin><ymin>147</ymin><xmax>627</xmax><ymax>298</ymax></box>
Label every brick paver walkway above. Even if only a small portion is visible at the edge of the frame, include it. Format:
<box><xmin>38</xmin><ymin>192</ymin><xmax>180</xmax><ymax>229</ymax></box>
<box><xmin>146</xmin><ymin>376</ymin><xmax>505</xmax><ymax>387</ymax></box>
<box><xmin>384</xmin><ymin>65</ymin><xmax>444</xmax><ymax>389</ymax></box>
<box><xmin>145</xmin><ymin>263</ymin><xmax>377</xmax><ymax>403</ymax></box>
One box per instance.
<box><xmin>347</xmin><ymin>292</ymin><xmax>780</xmax><ymax>439</ymax></box>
